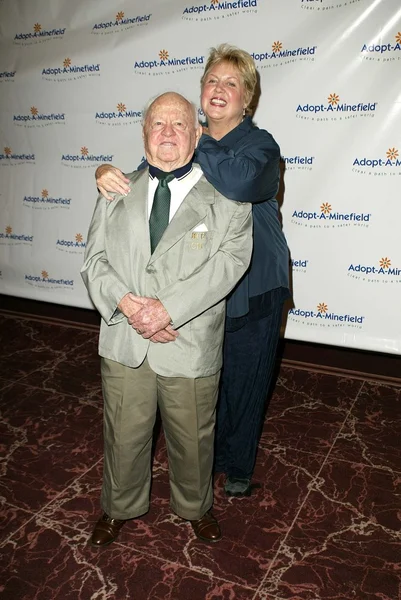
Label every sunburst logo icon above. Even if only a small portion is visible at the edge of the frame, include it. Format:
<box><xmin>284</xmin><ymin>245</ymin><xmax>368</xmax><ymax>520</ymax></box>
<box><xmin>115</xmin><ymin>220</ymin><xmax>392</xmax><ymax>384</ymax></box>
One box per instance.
<box><xmin>75</xmin><ymin>233</ymin><xmax>83</xmax><ymax>243</ymax></box>
<box><xmin>5</xmin><ymin>226</ymin><xmax>12</xmax><ymax>235</ymax></box>
<box><xmin>116</xmin><ymin>11</ymin><xmax>124</xmax><ymax>21</ymax></box>
<box><xmin>379</xmin><ymin>257</ymin><xmax>391</xmax><ymax>269</ymax></box>
<box><xmin>117</xmin><ymin>103</ymin><xmax>126</xmax><ymax>113</ymax></box>
<box><xmin>317</xmin><ymin>302</ymin><xmax>328</xmax><ymax>314</ymax></box>
<box><xmin>272</xmin><ymin>41</ymin><xmax>283</xmax><ymax>53</ymax></box>
<box><xmin>63</xmin><ymin>58</ymin><xmax>71</xmax><ymax>68</ymax></box>
<box><xmin>211</xmin><ymin>0</ymin><xmax>219</xmax><ymax>4</ymax></box>
<box><xmin>30</xmin><ymin>106</ymin><xmax>38</xmax><ymax>116</ymax></box>
<box><xmin>386</xmin><ymin>147</ymin><xmax>399</xmax><ymax>160</ymax></box>
<box><xmin>328</xmin><ymin>93</ymin><xmax>340</xmax><ymax>106</ymax></box>
<box><xmin>159</xmin><ymin>49</ymin><xmax>169</xmax><ymax>61</ymax></box>
<box><xmin>4</xmin><ymin>147</ymin><xmax>11</xmax><ymax>156</ymax></box>
<box><xmin>81</xmin><ymin>146</ymin><xmax>89</xmax><ymax>156</ymax></box>
<box><xmin>34</xmin><ymin>23</ymin><xmax>42</xmax><ymax>33</ymax></box>
<box><xmin>41</xmin><ymin>270</ymin><xmax>49</xmax><ymax>279</ymax></box>
<box><xmin>320</xmin><ymin>202</ymin><xmax>332</xmax><ymax>215</ymax></box>
<box><xmin>42</xmin><ymin>189</ymin><xmax>49</xmax><ymax>198</ymax></box>
<box><xmin>395</xmin><ymin>32</ymin><xmax>401</xmax><ymax>44</ymax></box>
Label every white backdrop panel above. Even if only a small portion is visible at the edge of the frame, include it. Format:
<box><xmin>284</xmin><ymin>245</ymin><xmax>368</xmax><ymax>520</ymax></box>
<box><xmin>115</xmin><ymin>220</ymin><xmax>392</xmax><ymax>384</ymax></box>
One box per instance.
<box><xmin>0</xmin><ymin>0</ymin><xmax>400</xmax><ymax>353</ymax></box>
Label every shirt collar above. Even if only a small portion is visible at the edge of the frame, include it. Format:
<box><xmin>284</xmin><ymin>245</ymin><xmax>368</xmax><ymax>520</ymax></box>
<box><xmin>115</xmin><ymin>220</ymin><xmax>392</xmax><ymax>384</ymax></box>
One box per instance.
<box><xmin>148</xmin><ymin>160</ymin><xmax>193</xmax><ymax>181</ymax></box>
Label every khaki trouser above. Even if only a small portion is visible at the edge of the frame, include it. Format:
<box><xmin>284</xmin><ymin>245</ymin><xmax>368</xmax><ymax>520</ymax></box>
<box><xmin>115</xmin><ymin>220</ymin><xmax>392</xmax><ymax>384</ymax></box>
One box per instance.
<box><xmin>100</xmin><ymin>357</ymin><xmax>220</xmax><ymax>521</ymax></box>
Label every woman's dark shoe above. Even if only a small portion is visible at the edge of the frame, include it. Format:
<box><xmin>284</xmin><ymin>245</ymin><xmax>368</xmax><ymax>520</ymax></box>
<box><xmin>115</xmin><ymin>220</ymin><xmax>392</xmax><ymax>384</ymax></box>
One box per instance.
<box><xmin>224</xmin><ymin>477</ymin><xmax>261</xmax><ymax>497</ymax></box>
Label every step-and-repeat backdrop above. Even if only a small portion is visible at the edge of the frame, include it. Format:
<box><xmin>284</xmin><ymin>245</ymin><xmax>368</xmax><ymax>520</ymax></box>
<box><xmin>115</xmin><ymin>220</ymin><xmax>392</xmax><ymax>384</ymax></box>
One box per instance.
<box><xmin>0</xmin><ymin>0</ymin><xmax>400</xmax><ymax>354</ymax></box>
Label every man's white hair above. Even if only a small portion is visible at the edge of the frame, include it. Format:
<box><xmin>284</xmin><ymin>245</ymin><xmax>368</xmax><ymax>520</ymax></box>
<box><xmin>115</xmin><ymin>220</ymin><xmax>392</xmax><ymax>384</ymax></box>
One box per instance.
<box><xmin>141</xmin><ymin>92</ymin><xmax>199</xmax><ymax>129</ymax></box>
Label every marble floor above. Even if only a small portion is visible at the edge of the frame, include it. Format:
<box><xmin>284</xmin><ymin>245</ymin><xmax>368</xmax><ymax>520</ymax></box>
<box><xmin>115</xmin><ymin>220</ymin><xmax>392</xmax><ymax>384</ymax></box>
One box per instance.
<box><xmin>0</xmin><ymin>313</ymin><xmax>400</xmax><ymax>600</ymax></box>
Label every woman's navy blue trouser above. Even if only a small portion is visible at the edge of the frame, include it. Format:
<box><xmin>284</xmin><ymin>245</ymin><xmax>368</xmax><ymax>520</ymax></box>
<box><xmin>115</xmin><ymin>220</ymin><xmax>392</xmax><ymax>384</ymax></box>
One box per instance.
<box><xmin>214</xmin><ymin>287</ymin><xmax>287</xmax><ymax>480</ymax></box>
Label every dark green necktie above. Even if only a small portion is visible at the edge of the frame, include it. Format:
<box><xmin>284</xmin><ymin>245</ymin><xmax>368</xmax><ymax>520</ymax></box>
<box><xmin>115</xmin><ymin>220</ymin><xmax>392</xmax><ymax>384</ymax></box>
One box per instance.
<box><xmin>149</xmin><ymin>172</ymin><xmax>175</xmax><ymax>254</ymax></box>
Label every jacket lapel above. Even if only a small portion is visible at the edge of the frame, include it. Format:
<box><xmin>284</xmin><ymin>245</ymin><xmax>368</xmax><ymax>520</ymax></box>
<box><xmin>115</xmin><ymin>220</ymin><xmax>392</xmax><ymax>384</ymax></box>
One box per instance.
<box><xmin>123</xmin><ymin>169</ymin><xmax>151</xmax><ymax>261</ymax></box>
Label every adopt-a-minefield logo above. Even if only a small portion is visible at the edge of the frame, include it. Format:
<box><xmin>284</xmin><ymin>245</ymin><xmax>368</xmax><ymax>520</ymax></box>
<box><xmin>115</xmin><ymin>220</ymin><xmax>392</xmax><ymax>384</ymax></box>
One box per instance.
<box><xmin>0</xmin><ymin>70</ymin><xmax>16</xmax><ymax>83</ymax></box>
<box><xmin>61</xmin><ymin>146</ymin><xmax>113</xmax><ymax>168</ymax></box>
<box><xmin>25</xmin><ymin>269</ymin><xmax>74</xmax><ymax>290</ymax></box>
<box><xmin>348</xmin><ymin>257</ymin><xmax>401</xmax><ymax>285</ymax></box>
<box><xmin>42</xmin><ymin>57</ymin><xmax>100</xmax><ymax>82</ymax></box>
<box><xmin>56</xmin><ymin>232</ymin><xmax>86</xmax><ymax>255</ymax></box>
<box><xmin>292</xmin><ymin>258</ymin><xmax>310</xmax><ymax>273</ymax></box>
<box><xmin>360</xmin><ymin>32</ymin><xmax>401</xmax><ymax>63</ymax></box>
<box><xmin>92</xmin><ymin>10</ymin><xmax>152</xmax><ymax>34</ymax></box>
<box><xmin>291</xmin><ymin>202</ymin><xmax>372</xmax><ymax>229</ymax></box>
<box><xmin>289</xmin><ymin>301</ymin><xmax>365</xmax><ymax>329</ymax></box>
<box><xmin>13</xmin><ymin>106</ymin><xmax>66</xmax><ymax>128</ymax></box>
<box><xmin>0</xmin><ymin>225</ymin><xmax>33</xmax><ymax>246</ymax></box>
<box><xmin>0</xmin><ymin>146</ymin><xmax>35</xmax><ymax>165</ymax></box>
<box><xmin>14</xmin><ymin>22</ymin><xmax>66</xmax><ymax>45</ymax></box>
<box><xmin>352</xmin><ymin>147</ymin><xmax>401</xmax><ymax>177</ymax></box>
<box><xmin>23</xmin><ymin>188</ymin><xmax>72</xmax><ymax>210</ymax></box>
<box><xmin>134</xmin><ymin>49</ymin><xmax>204</xmax><ymax>75</ymax></box>
<box><xmin>251</xmin><ymin>41</ymin><xmax>317</xmax><ymax>70</ymax></box>
<box><xmin>300</xmin><ymin>0</ymin><xmax>365</xmax><ymax>11</ymax></box>
<box><xmin>283</xmin><ymin>154</ymin><xmax>315</xmax><ymax>171</ymax></box>
<box><xmin>296</xmin><ymin>92</ymin><xmax>378</xmax><ymax>122</ymax></box>
<box><xmin>95</xmin><ymin>103</ymin><xmax>142</xmax><ymax>126</ymax></box>
<box><xmin>182</xmin><ymin>0</ymin><xmax>258</xmax><ymax>22</ymax></box>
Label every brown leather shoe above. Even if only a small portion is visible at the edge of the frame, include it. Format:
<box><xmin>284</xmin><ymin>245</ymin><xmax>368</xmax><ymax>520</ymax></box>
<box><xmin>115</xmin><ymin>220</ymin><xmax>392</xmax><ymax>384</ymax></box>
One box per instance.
<box><xmin>190</xmin><ymin>511</ymin><xmax>221</xmax><ymax>543</ymax></box>
<box><xmin>91</xmin><ymin>512</ymin><xmax>126</xmax><ymax>547</ymax></box>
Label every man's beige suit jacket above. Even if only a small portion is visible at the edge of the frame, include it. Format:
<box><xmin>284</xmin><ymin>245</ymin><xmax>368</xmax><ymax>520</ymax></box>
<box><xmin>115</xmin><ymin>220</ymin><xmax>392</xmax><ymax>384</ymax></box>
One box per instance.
<box><xmin>81</xmin><ymin>168</ymin><xmax>252</xmax><ymax>378</ymax></box>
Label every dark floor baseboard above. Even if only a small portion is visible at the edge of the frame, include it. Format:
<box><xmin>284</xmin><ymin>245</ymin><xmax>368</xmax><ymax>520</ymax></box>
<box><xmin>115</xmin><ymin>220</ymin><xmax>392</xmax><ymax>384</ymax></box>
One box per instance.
<box><xmin>0</xmin><ymin>294</ymin><xmax>101</xmax><ymax>328</ymax></box>
<box><xmin>1</xmin><ymin>294</ymin><xmax>400</xmax><ymax>384</ymax></box>
<box><xmin>280</xmin><ymin>345</ymin><xmax>400</xmax><ymax>385</ymax></box>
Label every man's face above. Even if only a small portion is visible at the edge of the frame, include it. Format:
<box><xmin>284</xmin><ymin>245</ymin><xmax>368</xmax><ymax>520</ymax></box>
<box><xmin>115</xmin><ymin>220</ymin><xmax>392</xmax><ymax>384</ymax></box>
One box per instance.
<box><xmin>143</xmin><ymin>93</ymin><xmax>201</xmax><ymax>171</ymax></box>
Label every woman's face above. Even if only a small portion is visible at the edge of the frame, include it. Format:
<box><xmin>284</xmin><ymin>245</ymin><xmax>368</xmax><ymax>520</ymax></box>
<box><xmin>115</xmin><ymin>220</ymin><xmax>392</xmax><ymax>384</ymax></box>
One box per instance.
<box><xmin>201</xmin><ymin>61</ymin><xmax>248</xmax><ymax>129</ymax></box>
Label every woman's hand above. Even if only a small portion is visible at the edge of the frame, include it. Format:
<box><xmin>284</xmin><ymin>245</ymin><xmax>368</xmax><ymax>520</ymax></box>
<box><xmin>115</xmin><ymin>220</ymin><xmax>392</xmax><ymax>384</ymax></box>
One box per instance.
<box><xmin>95</xmin><ymin>164</ymin><xmax>130</xmax><ymax>200</ymax></box>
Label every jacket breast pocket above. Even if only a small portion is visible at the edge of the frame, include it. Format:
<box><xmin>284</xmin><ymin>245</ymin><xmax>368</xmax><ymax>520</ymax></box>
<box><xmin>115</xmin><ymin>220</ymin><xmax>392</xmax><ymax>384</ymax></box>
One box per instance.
<box><xmin>185</xmin><ymin>231</ymin><xmax>215</xmax><ymax>262</ymax></box>
<box><xmin>177</xmin><ymin>231</ymin><xmax>215</xmax><ymax>279</ymax></box>
<box><xmin>188</xmin><ymin>230</ymin><xmax>214</xmax><ymax>251</ymax></box>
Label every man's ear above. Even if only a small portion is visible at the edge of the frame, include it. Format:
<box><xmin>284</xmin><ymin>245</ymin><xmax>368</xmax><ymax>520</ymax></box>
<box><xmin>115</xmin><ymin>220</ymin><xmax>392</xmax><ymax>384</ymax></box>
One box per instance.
<box><xmin>195</xmin><ymin>124</ymin><xmax>203</xmax><ymax>147</ymax></box>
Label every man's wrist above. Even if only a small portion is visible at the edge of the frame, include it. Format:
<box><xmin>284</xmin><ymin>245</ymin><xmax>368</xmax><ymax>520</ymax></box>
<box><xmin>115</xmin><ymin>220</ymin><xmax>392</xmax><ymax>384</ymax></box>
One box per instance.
<box><xmin>117</xmin><ymin>292</ymin><xmax>131</xmax><ymax>315</ymax></box>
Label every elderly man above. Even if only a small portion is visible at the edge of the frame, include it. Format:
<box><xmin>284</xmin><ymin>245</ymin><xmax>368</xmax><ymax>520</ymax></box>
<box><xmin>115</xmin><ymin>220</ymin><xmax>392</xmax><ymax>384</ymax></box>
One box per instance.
<box><xmin>81</xmin><ymin>92</ymin><xmax>252</xmax><ymax>547</ymax></box>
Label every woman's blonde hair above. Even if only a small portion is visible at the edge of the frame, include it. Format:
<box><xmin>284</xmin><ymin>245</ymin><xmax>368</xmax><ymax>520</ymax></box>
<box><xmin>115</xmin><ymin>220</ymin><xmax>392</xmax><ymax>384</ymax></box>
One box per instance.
<box><xmin>201</xmin><ymin>43</ymin><xmax>257</xmax><ymax>115</ymax></box>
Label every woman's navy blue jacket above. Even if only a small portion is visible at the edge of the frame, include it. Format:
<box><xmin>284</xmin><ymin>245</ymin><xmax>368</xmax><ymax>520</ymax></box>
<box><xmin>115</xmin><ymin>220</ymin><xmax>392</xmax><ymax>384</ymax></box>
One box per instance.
<box><xmin>195</xmin><ymin>117</ymin><xmax>290</xmax><ymax>318</ymax></box>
